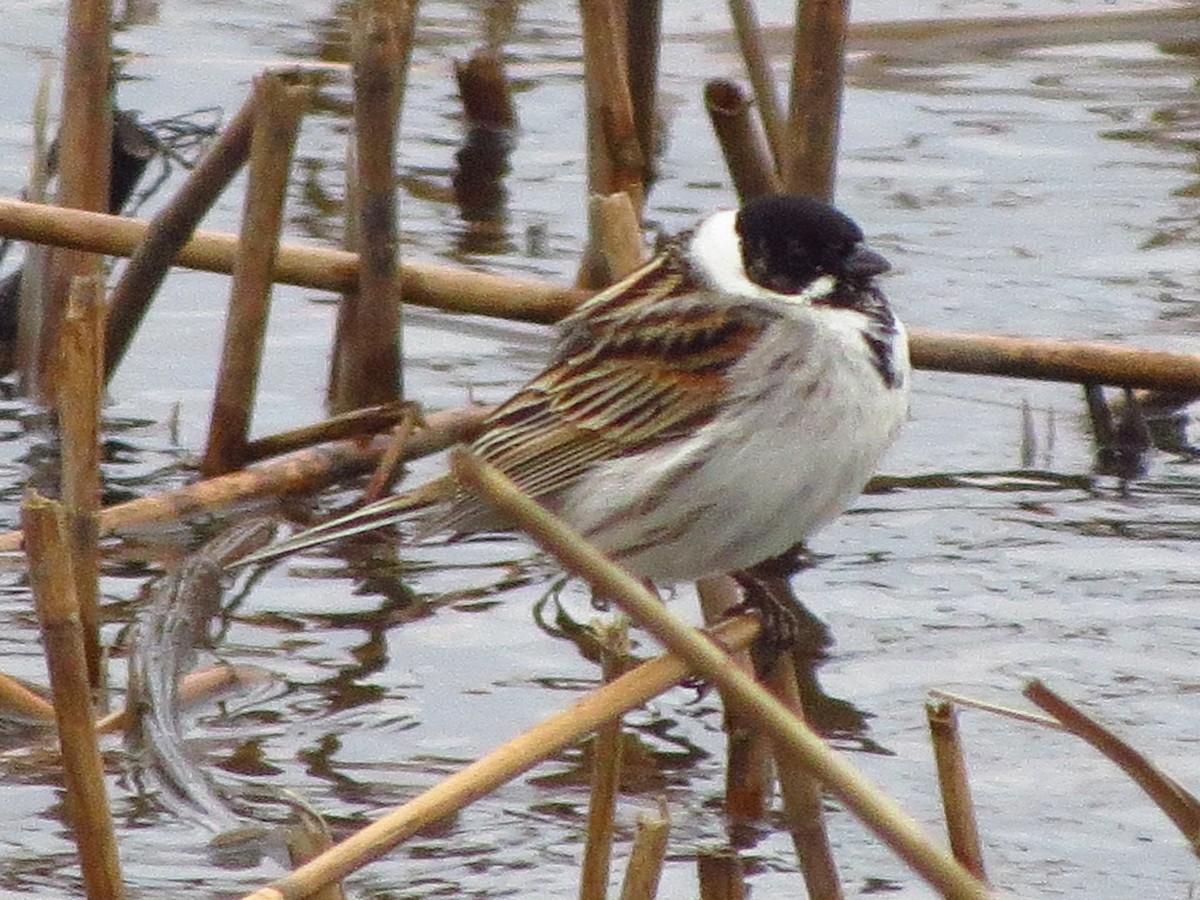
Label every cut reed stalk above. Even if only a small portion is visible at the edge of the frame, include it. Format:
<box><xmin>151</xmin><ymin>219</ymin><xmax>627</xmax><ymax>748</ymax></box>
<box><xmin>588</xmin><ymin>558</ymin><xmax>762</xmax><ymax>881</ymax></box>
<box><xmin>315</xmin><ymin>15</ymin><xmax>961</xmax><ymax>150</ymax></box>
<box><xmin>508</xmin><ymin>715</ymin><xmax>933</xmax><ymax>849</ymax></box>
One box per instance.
<box><xmin>331</xmin><ymin>0</ymin><xmax>415</xmax><ymax>412</ymax></box>
<box><xmin>927</xmin><ymin>701</ymin><xmax>988</xmax><ymax>881</ymax></box>
<box><xmin>697</xmin><ymin>847</ymin><xmax>746</xmax><ymax>900</ymax></box>
<box><xmin>103</xmin><ymin>91</ymin><xmax>257</xmax><ymax>383</ymax></box>
<box><xmin>237</xmin><ymin>614</ymin><xmax>760</xmax><ymax>900</ymax></box>
<box><xmin>5</xmin><ymin>200</ymin><xmax>1200</xmax><ymax>392</ymax></box>
<box><xmin>784</xmin><ymin>0</ymin><xmax>849</xmax><ymax>200</ymax></box>
<box><xmin>764</xmin><ymin>657</ymin><xmax>842</xmax><ymax>899</ymax></box>
<box><xmin>1023</xmin><ymin>679</ymin><xmax>1200</xmax><ymax>854</ymax></box>
<box><xmin>726</xmin><ymin>0</ymin><xmax>787</xmax><ymax>174</ymax></box>
<box><xmin>579</xmin><ymin>617</ymin><xmax>631</xmax><ymax>900</ymax></box>
<box><xmin>592</xmin><ymin>192</ymin><xmax>645</xmax><ymax>281</ymax></box>
<box><xmin>450</xmin><ymin>449</ymin><xmax>992</xmax><ymax>900</ymax></box>
<box><xmin>617</xmin><ymin>799</ymin><xmax>670</xmax><ymax>900</ymax></box>
<box><xmin>577</xmin><ymin>0</ymin><xmax>644</xmax><ymax>288</ymax></box>
<box><xmin>704</xmin><ymin>79</ymin><xmax>783</xmax><ymax>203</ymax></box>
<box><xmin>0</xmin><ymin>404</ymin><xmax>492</xmax><ymax>555</ymax></box>
<box><xmin>59</xmin><ymin>276</ymin><xmax>105</xmax><ymax>689</ymax></box>
<box><xmin>202</xmin><ymin>73</ymin><xmax>310</xmax><ymax>477</ymax></box>
<box><xmin>26</xmin><ymin>0</ymin><xmax>112</xmax><ymax>400</ymax></box>
<box><xmin>23</xmin><ymin>492</ymin><xmax>124</xmax><ymax>900</ymax></box>
<box><xmin>696</xmin><ymin>575</ymin><xmax>773</xmax><ymax>824</ymax></box>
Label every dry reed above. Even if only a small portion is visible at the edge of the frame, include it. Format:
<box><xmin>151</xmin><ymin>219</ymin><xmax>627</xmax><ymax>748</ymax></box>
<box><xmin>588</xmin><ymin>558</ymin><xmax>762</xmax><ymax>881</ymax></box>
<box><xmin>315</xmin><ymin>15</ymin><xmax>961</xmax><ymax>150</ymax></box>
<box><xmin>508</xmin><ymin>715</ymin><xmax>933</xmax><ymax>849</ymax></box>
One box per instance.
<box><xmin>617</xmin><ymin>799</ymin><xmax>670</xmax><ymax>900</ymax></box>
<box><xmin>59</xmin><ymin>276</ymin><xmax>104</xmax><ymax>688</ymax></box>
<box><xmin>237</xmin><ymin>614</ymin><xmax>761</xmax><ymax>900</ymax></box>
<box><xmin>450</xmin><ymin>449</ymin><xmax>991</xmax><ymax>899</ymax></box>
<box><xmin>927</xmin><ymin>701</ymin><xmax>988</xmax><ymax>881</ymax></box>
<box><xmin>0</xmin><ymin>404</ymin><xmax>492</xmax><ymax>555</ymax></box>
<box><xmin>28</xmin><ymin>0</ymin><xmax>112</xmax><ymax>400</ymax></box>
<box><xmin>104</xmin><ymin>90</ymin><xmax>257</xmax><ymax>382</ymax></box>
<box><xmin>697</xmin><ymin>847</ymin><xmax>746</xmax><ymax>900</ymax></box>
<box><xmin>784</xmin><ymin>0</ymin><xmax>849</xmax><ymax>199</ymax></box>
<box><xmin>579</xmin><ymin>617</ymin><xmax>631</xmax><ymax>900</ymax></box>
<box><xmin>704</xmin><ymin>79</ymin><xmax>783</xmax><ymax>202</ymax></box>
<box><xmin>202</xmin><ymin>72</ymin><xmax>310</xmax><ymax>476</ymax></box>
<box><xmin>726</xmin><ymin>0</ymin><xmax>786</xmax><ymax>174</ymax></box>
<box><xmin>23</xmin><ymin>492</ymin><xmax>124</xmax><ymax>900</ymax></box>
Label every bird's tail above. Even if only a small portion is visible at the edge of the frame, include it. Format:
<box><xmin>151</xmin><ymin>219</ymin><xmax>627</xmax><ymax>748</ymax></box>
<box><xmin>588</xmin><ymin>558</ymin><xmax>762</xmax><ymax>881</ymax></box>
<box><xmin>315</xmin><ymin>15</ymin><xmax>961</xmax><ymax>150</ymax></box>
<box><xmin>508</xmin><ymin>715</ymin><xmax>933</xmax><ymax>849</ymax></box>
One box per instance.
<box><xmin>227</xmin><ymin>477</ymin><xmax>452</xmax><ymax>570</ymax></box>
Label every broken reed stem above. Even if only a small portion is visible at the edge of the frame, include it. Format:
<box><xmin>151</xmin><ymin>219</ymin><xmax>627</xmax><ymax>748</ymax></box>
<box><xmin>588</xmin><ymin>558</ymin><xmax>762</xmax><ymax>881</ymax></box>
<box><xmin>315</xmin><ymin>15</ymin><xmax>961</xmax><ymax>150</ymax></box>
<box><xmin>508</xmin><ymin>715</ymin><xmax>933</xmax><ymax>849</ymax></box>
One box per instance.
<box><xmin>697</xmin><ymin>848</ymin><xmax>746</xmax><ymax>900</ymax></box>
<box><xmin>577</xmin><ymin>0</ymin><xmax>644</xmax><ymax>288</ymax></box>
<box><xmin>0</xmin><ymin>404</ymin><xmax>492</xmax><ymax>555</ymax></box>
<box><xmin>726</xmin><ymin>0</ymin><xmax>787</xmax><ymax>175</ymax></box>
<box><xmin>202</xmin><ymin>73</ymin><xmax>310</xmax><ymax>477</ymax></box>
<box><xmin>617</xmin><ymin>799</ymin><xmax>670</xmax><ymax>900</ymax></box>
<box><xmin>1023</xmin><ymin>679</ymin><xmax>1200</xmax><ymax>854</ymax></box>
<box><xmin>6</xmin><ymin>200</ymin><xmax>1200</xmax><ymax>392</ymax></box>
<box><xmin>705</xmin><ymin>79</ymin><xmax>783</xmax><ymax>203</ymax></box>
<box><xmin>927</xmin><ymin>701</ymin><xmax>987</xmax><ymax>882</ymax></box>
<box><xmin>764</xmin><ymin>658</ymin><xmax>842</xmax><ymax>900</ymax></box>
<box><xmin>592</xmin><ymin>192</ymin><xmax>645</xmax><ymax>281</ymax></box>
<box><xmin>624</xmin><ymin>0</ymin><xmax>662</xmax><ymax>189</ymax></box>
<box><xmin>26</xmin><ymin>0</ymin><xmax>112</xmax><ymax>401</ymax></box>
<box><xmin>450</xmin><ymin>449</ymin><xmax>992</xmax><ymax>900</ymax></box>
<box><xmin>59</xmin><ymin>276</ymin><xmax>104</xmax><ymax>690</ymax></box>
<box><xmin>332</xmin><ymin>0</ymin><xmax>414</xmax><ymax>412</ymax></box>
<box><xmin>22</xmin><ymin>493</ymin><xmax>124</xmax><ymax>900</ymax></box>
<box><xmin>784</xmin><ymin>0</ymin><xmax>849</xmax><ymax>200</ymax></box>
<box><xmin>579</xmin><ymin>618</ymin><xmax>630</xmax><ymax>900</ymax></box>
<box><xmin>926</xmin><ymin>689</ymin><xmax>1064</xmax><ymax>731</ymax></box>
<box><xmin>103</xmin><ymin>90</ymin><xmax>257</xmax><ymax>383</ymax></box>
<box><xmin>238</xmin><ymin>614</ymin><xmax>761</xmax><ymax>900</ymax></box>
<box><xmin>695</xmin><ymin>575</ymin><xmax>773</xmax><ymax>824</ymax></box>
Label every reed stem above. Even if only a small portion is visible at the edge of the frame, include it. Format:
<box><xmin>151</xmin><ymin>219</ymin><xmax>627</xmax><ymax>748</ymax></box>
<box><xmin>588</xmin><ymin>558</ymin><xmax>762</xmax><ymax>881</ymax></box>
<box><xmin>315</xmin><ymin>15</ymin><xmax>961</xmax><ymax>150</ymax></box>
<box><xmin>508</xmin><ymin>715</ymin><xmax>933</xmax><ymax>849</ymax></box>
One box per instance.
<box><xmin>450</xmin><ymin>449</ymin><xmax>992</xmax><ymax>900</ymax></box>
<box><xmin>23</xmin><ymin>492</ymin><xmax>124</xmax><ymax>900</ymax></box>
<box><xmin>617</xmin><ymin>799</ymin><xmax>670</xmax><ymax>900</ymax></box>
<box><xmin>237</xmin><ymin>615</ymin><xmax>760</xmax><ymax>900</ymax></box>
<box><xmin>59</xmin><ymin>276</ymin><xmax>105</xmax><ymax>689</ymax></box>
<box><xmin>202</xmin><ymin>73</ymin><xmax>310</xmax><ymax>476</ymax></box>
<box><xmin>331</xmin><ymin>0</ymin><xmax>417</xmax><ymax>412</ymax></box>
<box><xmin>705</xmin><ymin>79</ymin><xmax>783</xmax><ymax>202</ymax></box>
<box><xmin>579</xmin><ymin>618</ymin><xmax>630</xmax><ymax>900</ymax></box>
<box><xmin>104</xmin><ymin>91</ymin><xmax>257</xmax><ymax>383</ymax></box>
<box><xmin>784</xmin><ymin>0</ymin><xmax>849</xmax><ymax>199</ymax></box>
<box><xmin>26</xmin><ymin>0</ymin><xmax>112</xmax><ymax>401</ymax></box>
<box><xmin>726</xmin><ymin>0</ymin><xmax>787</xmax><ymax>174</ymax></box>
<box><xmin>927</xmin><ymin>701</ymin><xmax>988</xmax><ymax>881</ymax></box>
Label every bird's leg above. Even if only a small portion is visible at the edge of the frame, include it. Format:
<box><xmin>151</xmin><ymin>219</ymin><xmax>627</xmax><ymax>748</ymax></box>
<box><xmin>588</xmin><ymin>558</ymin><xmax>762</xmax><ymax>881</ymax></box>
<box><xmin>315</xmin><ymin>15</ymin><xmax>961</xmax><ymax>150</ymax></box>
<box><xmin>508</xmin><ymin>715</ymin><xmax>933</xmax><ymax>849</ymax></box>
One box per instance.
<box><xmin>730</xmin><ymin>546</ymin><xmax>832</xmax><ymax>676</ymax></box>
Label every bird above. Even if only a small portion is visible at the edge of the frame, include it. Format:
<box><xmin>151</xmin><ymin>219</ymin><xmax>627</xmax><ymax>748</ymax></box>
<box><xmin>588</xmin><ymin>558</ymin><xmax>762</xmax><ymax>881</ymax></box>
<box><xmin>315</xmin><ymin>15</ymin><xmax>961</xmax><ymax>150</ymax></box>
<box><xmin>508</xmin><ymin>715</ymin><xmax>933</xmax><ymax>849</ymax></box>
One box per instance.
<box><xmin>236</xmin><ymin>194</ymin><xmax>910</xmax><ymax>657</ymax></box>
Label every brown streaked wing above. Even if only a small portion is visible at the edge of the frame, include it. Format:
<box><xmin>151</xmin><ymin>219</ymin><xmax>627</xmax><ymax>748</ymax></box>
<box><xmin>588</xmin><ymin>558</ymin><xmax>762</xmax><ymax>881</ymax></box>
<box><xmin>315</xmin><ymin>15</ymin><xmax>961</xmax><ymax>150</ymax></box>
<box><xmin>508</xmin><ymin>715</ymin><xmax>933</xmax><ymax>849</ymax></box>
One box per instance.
<box><xmin>457</xmin><ymin>301</ymin><xmax>769</xmax><ymax>514</ymax></box>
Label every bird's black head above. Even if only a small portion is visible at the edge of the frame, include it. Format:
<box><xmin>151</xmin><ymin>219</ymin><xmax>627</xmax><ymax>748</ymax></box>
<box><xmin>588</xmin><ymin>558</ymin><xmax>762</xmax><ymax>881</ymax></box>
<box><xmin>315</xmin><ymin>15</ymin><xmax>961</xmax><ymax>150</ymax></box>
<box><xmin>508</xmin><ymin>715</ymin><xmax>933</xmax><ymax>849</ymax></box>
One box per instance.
<box><xmin>735</xmin><ymin>194</ymin><xmax>889</xmax><ymax>295</ymax></box>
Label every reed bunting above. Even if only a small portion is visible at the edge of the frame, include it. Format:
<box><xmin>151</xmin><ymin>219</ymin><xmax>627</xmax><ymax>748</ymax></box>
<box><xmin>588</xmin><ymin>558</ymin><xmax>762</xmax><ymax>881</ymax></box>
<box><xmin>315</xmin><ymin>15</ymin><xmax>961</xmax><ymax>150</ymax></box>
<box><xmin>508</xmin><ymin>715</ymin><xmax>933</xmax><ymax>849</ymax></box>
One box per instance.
<box><xmin>237</xmin><ymin>194</ymin><xmax>910</xmax><ymax>651</ymax></box>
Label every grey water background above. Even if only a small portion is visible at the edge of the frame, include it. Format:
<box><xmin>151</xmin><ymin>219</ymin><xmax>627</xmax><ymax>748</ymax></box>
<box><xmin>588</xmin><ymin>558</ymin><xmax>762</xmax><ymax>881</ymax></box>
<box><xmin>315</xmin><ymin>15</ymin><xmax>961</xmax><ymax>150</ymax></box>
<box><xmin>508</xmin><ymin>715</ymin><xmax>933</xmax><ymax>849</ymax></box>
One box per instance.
<box><xmin>2</xmin><ymin>0</ymin><xmax>1200</xmax><ymax>896</ymax></box>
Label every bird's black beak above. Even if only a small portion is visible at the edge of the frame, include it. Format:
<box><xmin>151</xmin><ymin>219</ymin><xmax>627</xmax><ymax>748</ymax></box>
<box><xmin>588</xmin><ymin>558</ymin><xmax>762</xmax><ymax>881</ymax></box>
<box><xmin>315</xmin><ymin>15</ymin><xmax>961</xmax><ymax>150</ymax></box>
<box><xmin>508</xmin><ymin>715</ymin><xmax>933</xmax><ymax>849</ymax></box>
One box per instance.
<box><xmin>844</xmin><ymin>244</ymin><xmax>891</xmax><ymax>281</ymax></box>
